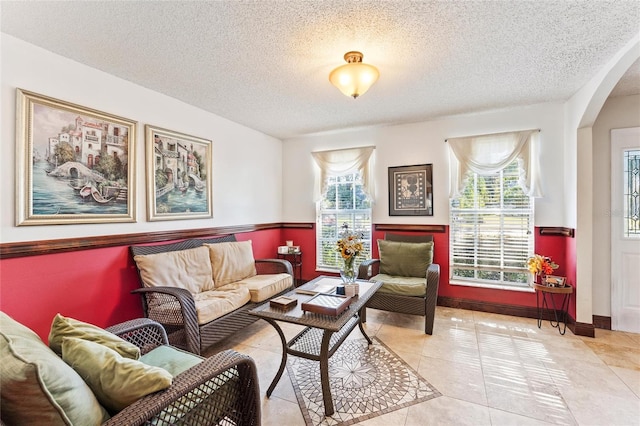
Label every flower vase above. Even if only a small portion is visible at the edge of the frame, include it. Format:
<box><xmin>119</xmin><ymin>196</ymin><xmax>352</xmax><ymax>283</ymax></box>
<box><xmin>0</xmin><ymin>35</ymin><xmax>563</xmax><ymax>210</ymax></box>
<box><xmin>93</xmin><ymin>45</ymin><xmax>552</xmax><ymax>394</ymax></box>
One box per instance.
<box><xmin>340</xmin><ymin>259</ymin><xmax>358</xmax><ymax>284</ymax></box>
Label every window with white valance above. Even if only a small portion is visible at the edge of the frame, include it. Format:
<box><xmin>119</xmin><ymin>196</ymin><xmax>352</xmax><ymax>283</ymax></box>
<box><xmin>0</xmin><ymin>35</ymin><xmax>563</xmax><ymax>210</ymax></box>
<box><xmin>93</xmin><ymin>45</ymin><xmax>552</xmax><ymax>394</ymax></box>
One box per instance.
<box><xmin>448</xmin><ymin>130</ymin><xmax>542</xmax><ymax>198</ymax></box>
<box><xmin>312</xmin><ymin>146</ymin><xmax>374</xmax><ymax>271</ymax></box>
<box><xmin>447</xmin><ymin>130</ymin><xmax>539</xmax><ymax>290</ymax></box>
<box><xmin>312</xmin><ymin>146</ymin><xmax>375</xmax><ymax>201</ymax></box>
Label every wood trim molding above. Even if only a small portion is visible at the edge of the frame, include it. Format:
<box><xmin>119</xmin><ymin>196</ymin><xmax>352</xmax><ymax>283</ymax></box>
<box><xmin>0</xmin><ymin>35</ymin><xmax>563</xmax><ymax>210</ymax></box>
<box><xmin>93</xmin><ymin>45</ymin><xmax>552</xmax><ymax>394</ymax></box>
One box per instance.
<box><xmin>539</xmin><ymin>227</ymin><xmax>575</xmax><ymax>237</ymax></box>
<box><xmin>571</xmin><ymin>321</ymin><xmax>595</xmax><ymax>338</ymax></box>
<box><xmin>592</xmin><ymin>315</ymin><xmax>612</xmax><ymax>330</ymax></box>
<box><xmin>375</xmin><ymin>224</ymin><xmax>447</xmax><ymax>233</ymax></box>
<box><xmin>281</xmin><ymin>222</ymin><xmax>314</xmax><ymax>229</ymax></box>
<box><xmin>0</xmin><ymin>223</ymin><xmax>282</xmax><ymax>259</ymax></box>
<box><xmin>438</xmin><ymin>296</ymin><xmax>539</xmax><ymax>319</ymax></box>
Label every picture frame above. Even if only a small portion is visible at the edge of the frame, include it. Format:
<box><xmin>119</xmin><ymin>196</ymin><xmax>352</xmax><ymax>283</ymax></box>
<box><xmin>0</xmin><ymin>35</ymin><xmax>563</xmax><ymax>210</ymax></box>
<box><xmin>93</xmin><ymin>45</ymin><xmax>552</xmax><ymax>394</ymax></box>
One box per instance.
<box><xmin>15</xmin><ymin>89</ymin><xmax>137</xmax><ymax>225</ymax></box>
<box><xmin>145</xmin><ymin>125</ymin><xmax>213</xmax><ymax>221</ymax></box>
<box><xmin>388</xmin><ymin>164</ymin><xmax>433</xmax><ymax>216</ymax></box>
<box><xmin>543</xmin><ymin>275</ymin><xmax>567</xmax><ymax>287</ymax></box>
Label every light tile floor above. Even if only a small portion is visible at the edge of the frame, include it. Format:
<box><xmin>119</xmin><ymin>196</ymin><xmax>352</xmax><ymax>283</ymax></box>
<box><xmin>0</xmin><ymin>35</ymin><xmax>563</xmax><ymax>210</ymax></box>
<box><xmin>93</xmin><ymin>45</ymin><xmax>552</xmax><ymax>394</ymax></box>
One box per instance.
<box><xmin>206</xmin><ymin>307</ymin><xmax>640</xmax><ymax>425</ymax></box>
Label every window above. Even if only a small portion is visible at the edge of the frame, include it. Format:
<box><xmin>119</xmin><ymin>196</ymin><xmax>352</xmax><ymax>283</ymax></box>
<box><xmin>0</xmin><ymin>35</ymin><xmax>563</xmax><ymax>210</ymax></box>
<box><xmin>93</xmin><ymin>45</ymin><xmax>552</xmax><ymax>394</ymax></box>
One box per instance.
<box><xmin>450</xmin><ymin>160</ymin><xmax>534</xmax><ymax>288</ymax></box>
<box><xmin>316</xmin><ymin>172</ymin><xmax>371</xmax><ymax>270</ymax></box>
<box><xmin>624</xmin><ymin>149</ymin><xmax>640</xmax><ymax>238</ymax></box>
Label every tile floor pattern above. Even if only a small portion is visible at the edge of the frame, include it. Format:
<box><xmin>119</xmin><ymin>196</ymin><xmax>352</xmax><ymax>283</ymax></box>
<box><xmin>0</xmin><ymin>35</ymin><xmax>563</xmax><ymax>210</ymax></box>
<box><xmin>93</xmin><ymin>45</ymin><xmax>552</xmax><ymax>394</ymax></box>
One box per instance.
<box><xmin>205</xmin><ymin>307</ymin><xmax>640</xmax><ymax>426</ymax></box>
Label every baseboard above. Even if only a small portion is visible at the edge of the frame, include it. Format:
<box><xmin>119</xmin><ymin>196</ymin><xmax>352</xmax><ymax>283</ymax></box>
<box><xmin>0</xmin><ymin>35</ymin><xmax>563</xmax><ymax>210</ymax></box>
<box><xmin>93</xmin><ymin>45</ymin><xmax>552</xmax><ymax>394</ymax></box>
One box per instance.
<box><xmin>438</xmin><ymin>296</ymin><xmax>538</xmax><ymax>319</ymax></box>
<box><xmin>437</xmin><ymin>296</ymin><xmax>595</xmax><ymax>337</ymax></box>
<box><xmin>592</xmin><ymin>315</ymin><xmax>612</xmax><ymax>330</ymax></box>
<box><xmin>571</xmin><ymin>321</ymin><xmax>595</xmax><ymax>337</ymax></box>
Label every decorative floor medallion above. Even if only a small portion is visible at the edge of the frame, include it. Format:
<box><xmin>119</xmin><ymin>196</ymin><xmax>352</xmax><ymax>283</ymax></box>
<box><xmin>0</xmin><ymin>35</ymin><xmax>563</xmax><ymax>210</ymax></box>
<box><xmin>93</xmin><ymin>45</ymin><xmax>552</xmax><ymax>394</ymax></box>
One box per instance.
<box><xmin>287</xmin><ymin>337</ymin><xmax>441</xmax><ymax>426</ymax></box>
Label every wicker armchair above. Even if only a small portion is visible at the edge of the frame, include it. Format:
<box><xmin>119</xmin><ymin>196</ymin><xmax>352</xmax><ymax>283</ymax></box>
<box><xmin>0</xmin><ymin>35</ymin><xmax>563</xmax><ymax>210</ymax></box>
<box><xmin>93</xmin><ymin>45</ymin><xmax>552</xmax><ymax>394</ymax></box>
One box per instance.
<box><xmin>104</xmin><ymin>318</ymin><xmax>261</xmax><ymax>426</ymax></box>
<box><xmin>130</xmin><ymin>235</ymin><xmax>293</xmax><ymax>355</ymax></box>
<box><xmin>358</xmin><ymin>233</ymin><xmax>440</xmax><ymax>334</ymax></box>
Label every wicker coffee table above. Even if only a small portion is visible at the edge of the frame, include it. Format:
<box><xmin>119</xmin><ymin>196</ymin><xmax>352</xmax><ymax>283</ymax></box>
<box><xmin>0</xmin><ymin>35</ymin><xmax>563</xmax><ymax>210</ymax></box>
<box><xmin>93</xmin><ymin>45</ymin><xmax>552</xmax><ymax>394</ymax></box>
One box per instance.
<box><xmin>249</xmin><ymin>276</ymin><xmax>382</xmax><ymax>416</ymax></box>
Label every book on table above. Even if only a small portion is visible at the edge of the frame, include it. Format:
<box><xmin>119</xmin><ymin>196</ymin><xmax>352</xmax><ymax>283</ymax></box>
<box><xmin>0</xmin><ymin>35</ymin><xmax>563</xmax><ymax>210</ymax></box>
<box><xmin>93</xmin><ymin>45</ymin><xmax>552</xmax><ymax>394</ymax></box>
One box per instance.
<box><xmin>294</xmin><ymin>277</ymin><xmax>339</xmax><ymax>295</ymax></box>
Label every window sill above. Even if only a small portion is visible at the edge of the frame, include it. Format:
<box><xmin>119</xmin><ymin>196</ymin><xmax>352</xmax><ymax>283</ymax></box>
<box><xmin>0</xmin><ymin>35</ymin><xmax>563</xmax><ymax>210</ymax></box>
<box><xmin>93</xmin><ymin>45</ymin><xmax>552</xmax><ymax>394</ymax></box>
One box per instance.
<box><xmin>316</xmin><ymin>267</ymin><xmax>339</xmax><ymax>274</ymax></box>
<box><xmin>450</xmin><ymin>280</ymin><xmax>535</xmax><ymax>293</ymax></box>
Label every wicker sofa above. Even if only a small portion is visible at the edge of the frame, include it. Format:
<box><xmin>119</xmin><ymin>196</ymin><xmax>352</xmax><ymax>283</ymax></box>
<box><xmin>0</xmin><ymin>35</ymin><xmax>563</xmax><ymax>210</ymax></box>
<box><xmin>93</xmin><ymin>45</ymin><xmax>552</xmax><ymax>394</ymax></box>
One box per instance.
<box><xmin>358</xmin><ymin>233</ymin><xmax>440</xmax><ymax>334</ymax></box>
<box><xmin>0</xmin><ymin>313</ymin><xmax>260</xmax><ymax>426</ymax></box>
<box><xmin>131</xmin><ymin>235</ymin><xmax>293</xmax><ymax>355</ymax></box>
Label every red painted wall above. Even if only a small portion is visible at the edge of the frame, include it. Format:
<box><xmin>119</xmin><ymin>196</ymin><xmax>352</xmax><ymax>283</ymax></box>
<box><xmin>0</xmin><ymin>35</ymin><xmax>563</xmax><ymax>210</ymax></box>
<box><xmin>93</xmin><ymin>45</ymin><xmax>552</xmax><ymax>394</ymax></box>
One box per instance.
<box><xmin>0</xmin><ymin>225</ymin><xmax>576</xmax><ymax>341</ymax></box>
<box><xmin>0</xmin><ymin>229</ymin><xmax>285</xmax><ymax>341</ymax></box>
<box><xmin>1</xmin><ymin>246</ymin><xmax>142</xmax><ymax>341</ymax></box>
<box><xmin>281</xmin><ymin>225</ymin><xmax>575</xmax><ymax>312</ymax></box>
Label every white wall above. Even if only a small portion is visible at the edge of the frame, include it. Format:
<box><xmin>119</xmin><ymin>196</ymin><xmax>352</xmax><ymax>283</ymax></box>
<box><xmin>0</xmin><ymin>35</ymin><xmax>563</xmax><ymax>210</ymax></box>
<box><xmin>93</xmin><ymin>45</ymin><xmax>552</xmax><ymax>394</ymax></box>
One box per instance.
<box><xmin>0</xmin><ymin>35</ymin><xmax>283</xmax><ymax>243</ymax></box>
<box><xmin>592</xmin><ymin>94</ymin><xmax>640</xmax><ymax>317</ymax></box>
<box><xmin>282</xmin><ymin>103</ymin><xmax>567</xmax><ymax>226</ymax></box>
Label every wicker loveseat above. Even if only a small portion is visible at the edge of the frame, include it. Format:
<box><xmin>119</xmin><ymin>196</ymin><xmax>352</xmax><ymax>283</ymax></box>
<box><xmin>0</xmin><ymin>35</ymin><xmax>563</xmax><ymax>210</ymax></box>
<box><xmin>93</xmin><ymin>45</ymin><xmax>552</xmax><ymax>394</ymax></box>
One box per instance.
<box><xmin>358</xmin><ymin>233</ymin><xmax>440</xmax><ymax>334</ymax></box>
<box><xmin>131</xmin><ymin>235</ymin><xmax>293</xmax><ymax>355</ymax></box>
<box><xmin>0</xmin><ymin>313</ymin><xmax>260</xmax><ymax>426</ymax></box>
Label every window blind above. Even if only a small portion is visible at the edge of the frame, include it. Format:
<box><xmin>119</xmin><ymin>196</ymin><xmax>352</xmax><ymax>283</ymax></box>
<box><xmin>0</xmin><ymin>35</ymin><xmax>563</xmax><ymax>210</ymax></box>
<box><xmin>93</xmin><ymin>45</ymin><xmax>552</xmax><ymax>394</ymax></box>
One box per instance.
<box><xmin>317</xmin><ymin>173</ymin><xmax>372</xmax><ymax>270</ymax></box>
<box><xmin>450</xmin><ymin>161</ymin><xmax>533</xmax><ymax>287</ymax></box>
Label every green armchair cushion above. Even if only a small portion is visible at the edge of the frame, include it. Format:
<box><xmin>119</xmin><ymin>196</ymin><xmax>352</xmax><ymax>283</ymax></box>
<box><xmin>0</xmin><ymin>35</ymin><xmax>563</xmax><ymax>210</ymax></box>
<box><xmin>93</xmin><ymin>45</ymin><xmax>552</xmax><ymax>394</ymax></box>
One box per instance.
<box><xmin>0</xmin><ymin>312</ymin><xmax>108</xmax><ymax>425</ymax></box>
<box><xmin>140</xmin><ymin>345</ymin><xmax>203</xmax><ymax>376</ymax></box>
<box><xmin>370</xmin><ymin>274</ymin><xmax>427</xmax><ymax>297</ymax></box>
<box><xmin>61</xmin><ymin>337</ymin><xmax>173</xmax><ymax>413</ymax></box>
<box><xmin>378</xmin><ymin>239</ymin><xmax>433</xmax><ymax>278</ymax></box>
<box><xmin>48</xmin><ymin>313</ymin><xmax>140</xmax><ymax>360</ymax></box>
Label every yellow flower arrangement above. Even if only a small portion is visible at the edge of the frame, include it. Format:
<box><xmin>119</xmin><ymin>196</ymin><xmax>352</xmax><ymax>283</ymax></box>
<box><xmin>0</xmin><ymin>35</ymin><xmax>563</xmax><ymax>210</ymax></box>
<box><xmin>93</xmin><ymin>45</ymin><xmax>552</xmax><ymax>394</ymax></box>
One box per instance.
<box><xmin>336</xmin><ymin>223</ymin><xmax>364</xmax><ymax>282</ymax></box>
<box><xmin>526</xmin><ymin>254</ymin><xmax>559</xmax><ymax>276</ymax></box>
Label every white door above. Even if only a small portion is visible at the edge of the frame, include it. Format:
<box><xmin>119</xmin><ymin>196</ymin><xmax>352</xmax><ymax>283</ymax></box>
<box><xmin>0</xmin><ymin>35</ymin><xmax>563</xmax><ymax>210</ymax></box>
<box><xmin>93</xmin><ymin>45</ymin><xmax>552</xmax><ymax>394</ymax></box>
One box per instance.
<box><xmin>611</xmin><ymin>127</ymin><xmax>640</xmax><ymax>333</ymax></box>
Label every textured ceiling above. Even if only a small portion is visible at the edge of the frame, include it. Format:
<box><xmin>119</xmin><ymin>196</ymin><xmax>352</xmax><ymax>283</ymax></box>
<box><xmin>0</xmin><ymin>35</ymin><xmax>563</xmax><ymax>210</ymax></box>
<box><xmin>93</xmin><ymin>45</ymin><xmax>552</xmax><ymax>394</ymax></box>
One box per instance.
<box><xmin>1</xmin><ymin>1</ymin><xmax>639</xmax><ymax>139</ymax></box>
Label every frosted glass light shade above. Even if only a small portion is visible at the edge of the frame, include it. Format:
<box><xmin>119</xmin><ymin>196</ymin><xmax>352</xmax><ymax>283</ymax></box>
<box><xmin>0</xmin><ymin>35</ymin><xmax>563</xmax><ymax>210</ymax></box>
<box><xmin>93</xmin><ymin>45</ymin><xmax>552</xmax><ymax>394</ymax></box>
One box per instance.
<box><xmin>329</xmin><ymin>52</ymin><xmax>379</xmax><ymax>99</ymax></box>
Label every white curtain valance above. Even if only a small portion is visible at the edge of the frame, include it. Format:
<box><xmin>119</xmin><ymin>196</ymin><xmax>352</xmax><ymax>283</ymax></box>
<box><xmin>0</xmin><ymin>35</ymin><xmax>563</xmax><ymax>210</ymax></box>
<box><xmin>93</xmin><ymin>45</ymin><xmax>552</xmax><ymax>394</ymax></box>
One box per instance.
<box><xmin>447</xmin><ymin>130</ymin><xmax>542</xmax><ymax>198</ymax></box>
<box><xmin>312</xmin><ymin>146</ymin><xmax>375</xmax><ymax>201</ymax></box>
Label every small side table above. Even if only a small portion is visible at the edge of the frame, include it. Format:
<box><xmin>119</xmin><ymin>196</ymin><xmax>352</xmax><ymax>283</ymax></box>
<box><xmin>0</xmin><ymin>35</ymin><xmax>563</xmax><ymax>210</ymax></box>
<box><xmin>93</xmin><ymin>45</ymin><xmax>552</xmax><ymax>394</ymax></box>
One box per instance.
<box><xmin>534</xmin><ymin>283</ymin><xmax>573</xmax><ymax>335</ymax></box>
<box><xmin>277</xmin><ymin>251</ymin><xmax>302</xmax><ymax>286</ymax></box>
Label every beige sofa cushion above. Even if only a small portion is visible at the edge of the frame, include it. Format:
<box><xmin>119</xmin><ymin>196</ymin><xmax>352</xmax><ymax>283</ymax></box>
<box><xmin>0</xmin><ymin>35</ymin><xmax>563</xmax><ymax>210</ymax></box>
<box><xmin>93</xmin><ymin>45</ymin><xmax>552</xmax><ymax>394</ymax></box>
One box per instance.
<box><xmin>192</xmin><ymin>287</ymin><xmax>251</xmax><ymax>324</ymax></box>
<box><xmin>61</xmin><ymin>337</ymin><xmax>172</xmax><ymax>413</ymax></box>
<box><xmin>235</xmin><ymin>273</ymin><xmax>293</xmax><ymax>302</ymax></box>
<box><xmin>134</xmin><ymin>245</ymin><xmax>215</xmax><ymax>294</ymax></box>
<box><xmin>205</xmin><ymin>241</ymin><xmax>257</xmax><ymax>287</ymax></box>
<box><xmin>371</xmin><ymin>274</ymin><xmax>427</xmax><ymax>297</ymax></box>
<box><xmin>0</xmin><ymin>312</ymin><xmax>108</xmax><ymax>425</ymax></box>
<box><xmin>49</xmin><ymin>313</ymin><xmax>140</xmax><ymax>360</ymax></box>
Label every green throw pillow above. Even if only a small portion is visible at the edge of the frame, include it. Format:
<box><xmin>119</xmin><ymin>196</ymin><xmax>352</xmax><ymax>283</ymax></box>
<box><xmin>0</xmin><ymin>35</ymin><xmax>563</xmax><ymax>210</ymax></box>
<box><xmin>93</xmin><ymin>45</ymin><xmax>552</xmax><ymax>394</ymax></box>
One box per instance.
<box><xmin>378</xmin><ymin>239</ymin><xmax>433</xmax><ymax>278</ymax></box>
<box><xmin>61</xmin><ymin>337</ymin><xmax>173</xmax><ymax>413</ymax></box>
<box><xmin>0</xmin><ymin>312</ymin><xmax>109</xmax><ymax>425</ymax></box>
<box><xmin>49</xmin><ymin>313</ymin><xmax>140</xmax><ymax>360</ymax></box>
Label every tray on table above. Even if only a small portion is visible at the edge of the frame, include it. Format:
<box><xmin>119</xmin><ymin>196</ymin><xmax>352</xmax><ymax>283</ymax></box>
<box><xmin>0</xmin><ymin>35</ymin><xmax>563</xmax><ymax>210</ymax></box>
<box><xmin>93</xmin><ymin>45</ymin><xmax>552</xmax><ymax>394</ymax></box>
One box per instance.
<box><xmin>301</xmin><ymin>293</ymin><xmax>352</xmax><ymax>316</ymax></box>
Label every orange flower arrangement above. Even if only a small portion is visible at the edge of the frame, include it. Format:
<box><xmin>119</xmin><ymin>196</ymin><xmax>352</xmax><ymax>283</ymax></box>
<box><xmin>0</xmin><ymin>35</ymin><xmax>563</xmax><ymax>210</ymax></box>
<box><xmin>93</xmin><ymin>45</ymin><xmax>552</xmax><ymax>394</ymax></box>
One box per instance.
<box><xmin>526</xmin><ymin>254</ymin><xmax>559</xmax><ymax>276</ymax></box>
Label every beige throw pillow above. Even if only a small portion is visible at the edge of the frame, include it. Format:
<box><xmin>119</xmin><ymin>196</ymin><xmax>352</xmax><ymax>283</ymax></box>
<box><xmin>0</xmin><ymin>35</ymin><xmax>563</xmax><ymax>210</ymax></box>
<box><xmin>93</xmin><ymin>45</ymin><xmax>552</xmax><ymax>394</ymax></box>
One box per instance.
<box><xmin>62</xmin><ymin>337</ymin><xmax>173</xmax><ymax>413</ymax></box>
<box><xmin>48</xmin><ymin>313</ymin><xmax>140</xmax><ymax>359</ymax></box>
<box><xmin>133</xmin><ymin>245</ymin><xmax>215</xmax><ymax>294</ymax></box>
<box><xmin>205</xmin><ymin>241</ymin><xmax>257</xmax><ymax>287</ymax></box>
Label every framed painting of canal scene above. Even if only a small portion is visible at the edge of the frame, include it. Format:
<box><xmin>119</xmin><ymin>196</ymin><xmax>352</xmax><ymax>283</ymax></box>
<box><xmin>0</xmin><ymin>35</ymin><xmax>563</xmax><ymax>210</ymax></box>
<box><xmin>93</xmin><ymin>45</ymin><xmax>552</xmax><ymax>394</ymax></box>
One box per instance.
<box><xmin>15</xmin><ymin>89</ymin><xmax>137</xmax><ymax>226</ymax></box>
<box><xmin>388</xmin><ymin>163</ymin><xmax>433</xmax><ymax>216</ymax></box>
<box><xmin>145</xmin><ymin>125</ymin><xmax>212</xmax><ymax>221</ymax></box>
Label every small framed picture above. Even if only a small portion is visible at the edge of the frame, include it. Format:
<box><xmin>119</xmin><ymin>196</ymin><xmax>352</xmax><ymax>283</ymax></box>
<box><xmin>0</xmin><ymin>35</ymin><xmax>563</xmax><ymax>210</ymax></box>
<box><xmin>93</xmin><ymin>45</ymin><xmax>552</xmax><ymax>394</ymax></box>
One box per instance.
<box><xmin>145</xmin><ymin>125</ymin><xmax>212</xmax><ymax>221</ymax></box>
<box><xmin>544</xmin><ymin>275</ymin><xmax>567</xmax><ymax>287</ymax></box>
<box><xmin>388</xmin><ymin>164</ymin><xmax>433</xmax><ymax>216</ymax></box>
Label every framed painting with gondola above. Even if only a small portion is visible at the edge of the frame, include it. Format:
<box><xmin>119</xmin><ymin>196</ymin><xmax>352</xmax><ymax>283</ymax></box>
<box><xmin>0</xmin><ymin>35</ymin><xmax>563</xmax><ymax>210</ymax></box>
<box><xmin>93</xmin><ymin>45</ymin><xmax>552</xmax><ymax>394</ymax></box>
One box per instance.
<box><xmin>388</xmin><ymin>164</ymin><xmax>433</xmax><ymax>216</ymax></box>
<box><xmin>15</xmin><ymin>89</ymin><xmax>137</xmax><ymax>225</ymax></box>
<box><xmin>144</xmin><ymin>125</ymin><xmax>213</xmax><ymax>221</ymax></box>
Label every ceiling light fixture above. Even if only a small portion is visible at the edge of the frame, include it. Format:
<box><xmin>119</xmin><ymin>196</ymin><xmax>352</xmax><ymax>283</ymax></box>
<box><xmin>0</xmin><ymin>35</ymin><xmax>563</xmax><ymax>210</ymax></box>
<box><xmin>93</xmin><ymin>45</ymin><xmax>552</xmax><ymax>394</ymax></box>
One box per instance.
<box><xmin>329</xmin><ymin>51</ymin><xmax>379</xmax><ymax>99</ymax></box>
